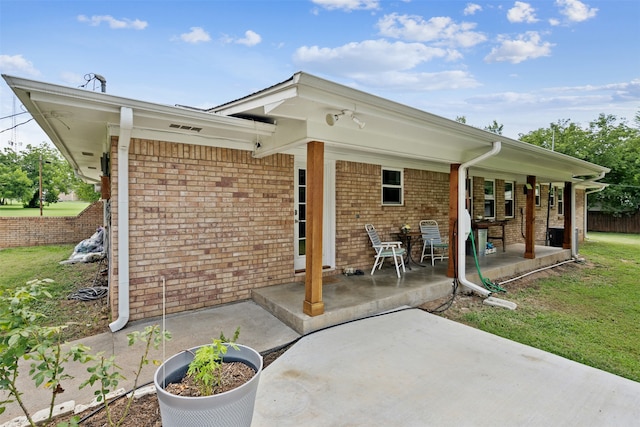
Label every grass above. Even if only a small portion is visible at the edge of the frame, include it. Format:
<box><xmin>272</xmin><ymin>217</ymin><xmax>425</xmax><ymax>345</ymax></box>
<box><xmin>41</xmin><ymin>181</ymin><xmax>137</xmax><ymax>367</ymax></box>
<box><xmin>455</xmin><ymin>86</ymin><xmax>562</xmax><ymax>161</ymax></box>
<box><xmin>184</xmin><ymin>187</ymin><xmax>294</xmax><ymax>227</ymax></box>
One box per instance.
<box><xmin>446</xmin><ymin>232</ymin><xmax>640</xmax><ymax>382</ymax></box>
<box><xmin>0</xmin><ymin>244</ymin><xmax>109</xmax><ymax>341</ymax></box>
<box><xmin>0</xmin><ymin>201</ymin><xmax>90</xmax><ymax>217</ymax></box>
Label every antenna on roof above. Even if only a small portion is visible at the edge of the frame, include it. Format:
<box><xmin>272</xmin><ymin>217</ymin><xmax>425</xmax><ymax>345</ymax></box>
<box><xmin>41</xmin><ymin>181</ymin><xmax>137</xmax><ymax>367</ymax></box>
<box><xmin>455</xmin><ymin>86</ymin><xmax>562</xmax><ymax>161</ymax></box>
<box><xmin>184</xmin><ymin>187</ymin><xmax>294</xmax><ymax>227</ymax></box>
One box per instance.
<box><xmin>80</xmin><ymin>73</ymin><xmax>107</xmax><ymax>93</ymax></box>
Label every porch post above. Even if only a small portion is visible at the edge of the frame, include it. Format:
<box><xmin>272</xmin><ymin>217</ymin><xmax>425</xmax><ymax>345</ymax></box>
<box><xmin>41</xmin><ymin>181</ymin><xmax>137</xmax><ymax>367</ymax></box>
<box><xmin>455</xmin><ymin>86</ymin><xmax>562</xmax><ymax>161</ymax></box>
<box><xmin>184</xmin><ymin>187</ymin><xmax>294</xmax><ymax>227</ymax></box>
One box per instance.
<box><xmin>562</xmin><ymin>182</ymin><xmax>572</xmax><ymax>250</ymax></box>
<box><xmin>447</xmin><ymin>164</ymin><xmax>460</xmax><ymax>278</ymax></box>
<box><xmin>303</xmin><ymin>141</ymin><xmax>325</xmax><ymax>316</ymax></box>
<box><xmin>524</xmin><ymin>175</ymin><xmax>536</xmax><ymax>259</ymax></box>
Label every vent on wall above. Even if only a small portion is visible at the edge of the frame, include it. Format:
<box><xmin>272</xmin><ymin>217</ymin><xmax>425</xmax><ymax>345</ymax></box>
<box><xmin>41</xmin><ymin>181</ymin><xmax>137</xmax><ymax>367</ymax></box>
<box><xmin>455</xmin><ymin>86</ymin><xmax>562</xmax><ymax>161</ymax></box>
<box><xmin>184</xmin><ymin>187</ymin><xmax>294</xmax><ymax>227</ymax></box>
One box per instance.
<box><xmin>169</xmin><ymin>123</ymin><xmax>202</xmax><ymax>132</ymax></box>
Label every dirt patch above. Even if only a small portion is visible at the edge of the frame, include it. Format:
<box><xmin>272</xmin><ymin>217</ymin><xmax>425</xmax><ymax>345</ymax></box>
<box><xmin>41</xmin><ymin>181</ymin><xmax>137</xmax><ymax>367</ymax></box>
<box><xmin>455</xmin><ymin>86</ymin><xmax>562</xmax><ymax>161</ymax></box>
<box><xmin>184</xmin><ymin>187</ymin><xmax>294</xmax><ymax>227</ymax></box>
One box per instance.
<box><xmin>164</xmin><ymin>361</ymin><xmax>256</xmax><ymax>397</ymax></box>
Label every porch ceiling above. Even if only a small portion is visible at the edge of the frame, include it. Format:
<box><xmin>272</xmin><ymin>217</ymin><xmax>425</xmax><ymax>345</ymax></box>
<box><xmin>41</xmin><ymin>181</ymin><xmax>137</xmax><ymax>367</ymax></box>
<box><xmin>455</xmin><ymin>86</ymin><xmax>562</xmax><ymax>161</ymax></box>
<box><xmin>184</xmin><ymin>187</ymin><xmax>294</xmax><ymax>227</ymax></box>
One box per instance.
<box><xmin>215</xmin><ymin>72</ymin><xmax>609</xmax><ymax>186</ymax></box>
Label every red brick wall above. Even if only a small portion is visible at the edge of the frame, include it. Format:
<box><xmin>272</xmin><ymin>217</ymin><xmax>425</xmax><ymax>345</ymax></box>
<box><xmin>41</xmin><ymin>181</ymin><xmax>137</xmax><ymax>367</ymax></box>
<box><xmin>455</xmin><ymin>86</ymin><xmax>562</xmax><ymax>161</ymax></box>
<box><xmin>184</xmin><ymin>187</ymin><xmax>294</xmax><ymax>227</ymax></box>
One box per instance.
<box><xmin>109</xmin><ymin>139</ymin><xmax>295</xmax><ymax>322</ymax></box>
<box><xmin>0</xmin><ymin>201</ymin><xmax>104</xmax><ymax>249</ymax></box>
<box><xmin>335</xmin><ymin>161</ymin><xmax>449</xmax><ymax>270</ymax></box>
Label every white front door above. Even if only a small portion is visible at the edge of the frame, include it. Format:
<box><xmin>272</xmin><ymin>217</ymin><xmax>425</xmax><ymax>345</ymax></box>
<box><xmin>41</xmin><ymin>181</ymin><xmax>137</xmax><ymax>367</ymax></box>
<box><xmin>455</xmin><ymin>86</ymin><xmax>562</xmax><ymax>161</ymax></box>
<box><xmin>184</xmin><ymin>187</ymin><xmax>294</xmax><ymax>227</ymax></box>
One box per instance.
<box><xmin>294</xmin><ymin>158</ymin><xmax>335</xmax><ymax>271</ymax></box>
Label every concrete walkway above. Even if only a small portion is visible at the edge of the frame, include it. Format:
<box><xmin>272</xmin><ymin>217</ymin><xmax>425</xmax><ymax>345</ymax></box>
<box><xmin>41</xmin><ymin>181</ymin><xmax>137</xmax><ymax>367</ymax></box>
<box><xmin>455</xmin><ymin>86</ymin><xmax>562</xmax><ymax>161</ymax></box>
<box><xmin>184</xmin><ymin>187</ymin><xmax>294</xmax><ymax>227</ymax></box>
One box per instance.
<box><xmin>254</xmin><ymin>309</ymin><xmax>640</xmax><ymax>426</ymax></box>
<box><xmin>3</xmin><ymin>302</ymin><xmax>639</xmax><ymax>426</ymax></box>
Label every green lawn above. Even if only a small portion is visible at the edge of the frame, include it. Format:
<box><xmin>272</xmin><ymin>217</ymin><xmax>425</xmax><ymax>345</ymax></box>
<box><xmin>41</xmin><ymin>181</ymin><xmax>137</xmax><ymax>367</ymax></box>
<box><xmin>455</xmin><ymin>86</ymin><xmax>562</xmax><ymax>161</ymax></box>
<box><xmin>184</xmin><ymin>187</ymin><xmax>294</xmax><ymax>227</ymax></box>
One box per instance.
<box><xmin>0</xmin><ymin>244</ymin><xmax>108</xmax><ymax>341</ymax></box>
<box><xmin>450</xmin><ymin>232</ymin><xmax>640</xmax><ymax>382</ymax></box>
<box><xmin>0</xmin><ymin>201</ymin><xmax>90</xmax><ymax>217</ymax></box>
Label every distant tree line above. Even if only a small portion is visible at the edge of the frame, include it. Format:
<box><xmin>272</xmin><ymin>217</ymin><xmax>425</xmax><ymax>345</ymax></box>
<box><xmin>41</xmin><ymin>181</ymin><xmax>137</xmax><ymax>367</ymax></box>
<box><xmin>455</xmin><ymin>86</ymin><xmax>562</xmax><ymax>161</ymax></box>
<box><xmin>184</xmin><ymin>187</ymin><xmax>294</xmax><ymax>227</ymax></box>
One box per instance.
<box><xmin>519</xmin><ymin>112</ymin><xmax>640</xmax><ymax>216</ymax></box>
<box><xmin>457</xmin><ymin>112</ymin><xmax>640</xmax><ymax>216</ymax></box>
<box><xmin>0</xmin><ymin>143</ymin><xmax>100</xmax><ymax>207</ymax></box>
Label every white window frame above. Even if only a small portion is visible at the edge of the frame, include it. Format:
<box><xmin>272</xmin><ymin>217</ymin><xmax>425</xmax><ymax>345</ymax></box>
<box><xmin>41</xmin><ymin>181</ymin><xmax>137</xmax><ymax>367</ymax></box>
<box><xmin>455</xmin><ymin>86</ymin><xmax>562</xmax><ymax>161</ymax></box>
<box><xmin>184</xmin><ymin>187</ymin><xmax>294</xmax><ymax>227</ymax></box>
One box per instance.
<box><xmin>381</xmin><ymin>167</ymin><xmax>403</xmax><ymax>206</ymax></box>
<box><xmin>535</xmin><ymin>184</ymin><xmax>541</xmax><ymax>207</ymax></box>
<box><xmin>557</xmin><ymin>187</ymin><xmax>564</xmax><ymax>215</ymax></box>
<box><xmin>549</xmin><ymin>185</ymin><xmax>556</xmax><ymax>207</ymax></box>
<box><xmin>504</xmin><ymin>181</ymin><xmax>515</xmax><ymax>218</ymax></box>
<box><xmin>484</xmin><ymin>179</ymin><xmax>496</xmax><ymax>219</ymax></box>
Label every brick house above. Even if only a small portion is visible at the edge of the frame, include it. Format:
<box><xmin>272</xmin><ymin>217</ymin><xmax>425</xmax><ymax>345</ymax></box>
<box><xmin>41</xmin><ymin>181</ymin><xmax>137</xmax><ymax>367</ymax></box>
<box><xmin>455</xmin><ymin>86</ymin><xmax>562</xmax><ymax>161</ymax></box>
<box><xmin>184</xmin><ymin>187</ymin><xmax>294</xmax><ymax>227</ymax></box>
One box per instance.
<box><xmin>4</xmin><ymin>72</ymin><xmax>608</xmax><ymax>331</ymax></box>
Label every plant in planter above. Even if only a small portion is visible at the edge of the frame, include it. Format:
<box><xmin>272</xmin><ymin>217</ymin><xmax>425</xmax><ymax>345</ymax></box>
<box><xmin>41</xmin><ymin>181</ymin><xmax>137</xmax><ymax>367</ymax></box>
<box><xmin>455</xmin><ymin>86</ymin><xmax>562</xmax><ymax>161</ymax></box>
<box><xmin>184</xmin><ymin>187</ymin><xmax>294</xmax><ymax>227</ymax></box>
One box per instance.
<box><xmin>154</xmin><ymin>327</ymin><xmax>263</xmax><ymax>427</ymax></box>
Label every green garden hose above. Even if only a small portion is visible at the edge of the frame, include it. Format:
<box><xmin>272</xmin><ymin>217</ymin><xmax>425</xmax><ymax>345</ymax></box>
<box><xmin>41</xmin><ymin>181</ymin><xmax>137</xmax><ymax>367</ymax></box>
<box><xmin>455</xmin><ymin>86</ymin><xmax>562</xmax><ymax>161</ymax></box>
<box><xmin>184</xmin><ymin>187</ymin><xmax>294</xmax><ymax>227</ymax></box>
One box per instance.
<box><xmin>468</xmin><ymin>231</ymin><xmax>506</xmax><ymax>293</ymax></box>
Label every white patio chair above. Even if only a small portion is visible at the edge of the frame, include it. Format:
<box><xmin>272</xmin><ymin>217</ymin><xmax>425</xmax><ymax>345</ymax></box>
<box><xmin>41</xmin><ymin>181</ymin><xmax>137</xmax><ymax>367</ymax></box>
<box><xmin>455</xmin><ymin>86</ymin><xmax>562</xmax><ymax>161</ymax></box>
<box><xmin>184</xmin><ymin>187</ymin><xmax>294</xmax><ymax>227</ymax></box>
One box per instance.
<box><xmin>365</xmin><ymin>224</ymin><xmax>406</xmax><ymax>278</ymax></box>
<box><xmin>420</xmin><ymin>220</ymin><xmax>449</xmax><ymax>266</ymax></box>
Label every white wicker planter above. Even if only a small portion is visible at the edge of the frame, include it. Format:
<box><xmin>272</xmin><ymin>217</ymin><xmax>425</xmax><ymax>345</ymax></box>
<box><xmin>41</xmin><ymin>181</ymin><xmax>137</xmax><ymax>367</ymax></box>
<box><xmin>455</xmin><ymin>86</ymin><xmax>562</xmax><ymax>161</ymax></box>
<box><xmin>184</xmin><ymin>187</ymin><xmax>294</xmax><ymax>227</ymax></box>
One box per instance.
<box><xmin>154</xmin><ymin>344</ymin><xmax>263</xmax><ymax>427</ymax></box>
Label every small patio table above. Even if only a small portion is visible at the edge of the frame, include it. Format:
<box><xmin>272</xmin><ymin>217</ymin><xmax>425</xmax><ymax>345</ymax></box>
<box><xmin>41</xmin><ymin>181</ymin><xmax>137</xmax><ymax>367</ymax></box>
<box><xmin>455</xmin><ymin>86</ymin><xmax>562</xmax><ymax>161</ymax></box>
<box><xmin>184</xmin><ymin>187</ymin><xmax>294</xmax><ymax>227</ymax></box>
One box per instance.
<box><xmin>395</xmin><ymin>231</ymin><xmax>426</xmax><ymax>269</ymax></box>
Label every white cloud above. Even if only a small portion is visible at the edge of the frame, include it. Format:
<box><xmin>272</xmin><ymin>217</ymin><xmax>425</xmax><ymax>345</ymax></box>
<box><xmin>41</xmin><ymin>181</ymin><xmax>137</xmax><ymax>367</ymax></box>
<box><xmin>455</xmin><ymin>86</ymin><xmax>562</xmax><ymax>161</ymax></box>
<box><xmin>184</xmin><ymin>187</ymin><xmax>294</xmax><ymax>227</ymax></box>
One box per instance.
<box><xmin>377</xmin><ymin>13</ymin><xmax>487</xmax><ymax>48</ymax></box>
<box><xmin>179</xmin><ymin>27</ymin><xmax>211</xmax><ymax>44</ymax></box>
<box><xmin>0</xmin><ymin>54</ymin><xmax>40</xmax><ymax>76</ymax></box>
<box><xmin>355</xmin><ymin>70</ymin><xmax>481</xmax><ymax>91</ymax></box>
<box><xmin>220</xmin><ymin>30</ymin><xmax>262</xmax><ymax>46</ymax></box>
<box><xmin>311</xmin><ymin>0</ymin><xmax>380</xmax><ymax>11</ymax></box>
<box><xmin>463</xmin><ymin>3</ymin><xmax>482</xmax><ymax>16</ymax></box>
<box><xmin>555</xmin><ymin>0</ymin><xmax>598</xmax><ymax>22</ymax></box>
<box><xmin>77</xmin><ymin>15</ymin><xmax>147</xmax><ymax>30</ymax></box>
<box><xmin>484</xmin><ymin>31</ymin><xmax>553</xmax><ymax>64</ymax></box>
<box><xmin>507</xmin><ymin>2</ymin><xmax>539</xmax><ymax>23</ymax></box>
<box><xmin>293</xmin><ymin>39</ymin><xmax>453</xmax><ymax>74</ymax></box>
<box><xmin>236</xmin><ymin>30</ymin><xmax>262</xmax><ymax>47</ymax></box>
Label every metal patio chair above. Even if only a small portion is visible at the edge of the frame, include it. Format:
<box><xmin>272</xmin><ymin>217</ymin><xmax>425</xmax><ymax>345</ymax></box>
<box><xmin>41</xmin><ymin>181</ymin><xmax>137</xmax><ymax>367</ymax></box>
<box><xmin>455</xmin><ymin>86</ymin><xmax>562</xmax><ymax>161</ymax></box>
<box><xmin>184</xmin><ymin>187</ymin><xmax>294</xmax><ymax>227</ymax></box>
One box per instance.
<box><xmin>365</xmin><ymin>224</ymin><xmax>406</xmax><ymax>278</ymax></box>
<box><xmin>420</xmin><ymin>220</ymin><xmax>449</xmax><ymax>266</ymax></box>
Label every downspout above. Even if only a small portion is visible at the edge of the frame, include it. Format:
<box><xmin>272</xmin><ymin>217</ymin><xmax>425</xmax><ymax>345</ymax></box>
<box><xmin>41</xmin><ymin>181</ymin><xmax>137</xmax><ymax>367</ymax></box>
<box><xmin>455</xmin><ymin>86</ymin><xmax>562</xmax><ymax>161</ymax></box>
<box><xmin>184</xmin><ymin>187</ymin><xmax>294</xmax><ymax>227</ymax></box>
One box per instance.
<box><xmin>457</xmin><ymin>142</ymin><xmax>501</xmax><ymax>297</ymax></box>
<box><xmin>109</xmin><ymin>107</ymin><xmax>133</xmax><ymax>332</ymax></box>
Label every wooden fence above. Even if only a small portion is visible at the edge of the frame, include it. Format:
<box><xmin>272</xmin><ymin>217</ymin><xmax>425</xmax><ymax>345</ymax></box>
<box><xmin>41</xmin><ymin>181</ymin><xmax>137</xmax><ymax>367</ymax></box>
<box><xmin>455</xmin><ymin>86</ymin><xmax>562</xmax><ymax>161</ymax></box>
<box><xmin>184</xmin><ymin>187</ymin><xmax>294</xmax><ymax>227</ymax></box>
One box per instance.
<box><xmin>587</xmin><ymin>210</ymin><xmax>640</xmax><ymax>234</ymax></box>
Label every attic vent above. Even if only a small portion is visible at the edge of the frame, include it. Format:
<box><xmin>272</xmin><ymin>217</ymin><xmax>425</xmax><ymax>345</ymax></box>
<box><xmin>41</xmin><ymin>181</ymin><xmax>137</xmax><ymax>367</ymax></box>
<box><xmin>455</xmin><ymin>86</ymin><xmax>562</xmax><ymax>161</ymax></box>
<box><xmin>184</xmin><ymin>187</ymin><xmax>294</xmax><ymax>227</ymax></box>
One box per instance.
<box><xmin>169</xmin><ymin>123</ymin><xmax>202</xmax><ymax>132</ymax></box>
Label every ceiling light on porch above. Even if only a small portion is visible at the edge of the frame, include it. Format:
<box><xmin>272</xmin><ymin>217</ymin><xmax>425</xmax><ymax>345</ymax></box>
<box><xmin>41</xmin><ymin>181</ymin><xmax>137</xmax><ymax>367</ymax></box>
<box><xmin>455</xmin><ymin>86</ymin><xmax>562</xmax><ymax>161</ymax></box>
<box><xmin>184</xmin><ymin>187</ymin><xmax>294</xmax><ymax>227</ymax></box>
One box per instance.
<box><xmin>325</xmin><ymin>110</ymin><xmax>365</xmax><ymax>129</ymax></box>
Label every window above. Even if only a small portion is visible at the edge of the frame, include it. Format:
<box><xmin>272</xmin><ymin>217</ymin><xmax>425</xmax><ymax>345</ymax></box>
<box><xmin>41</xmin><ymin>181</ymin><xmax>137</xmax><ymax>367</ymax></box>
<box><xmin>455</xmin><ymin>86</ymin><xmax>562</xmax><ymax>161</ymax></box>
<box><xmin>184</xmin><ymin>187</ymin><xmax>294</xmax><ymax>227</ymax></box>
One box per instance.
<box><xmin>382</xmin><ymin>168</ymin><xmax>403</xmax><ymax>205</ymax></box>
<box><xmin>535</xmin><ymin>184</ymin><xmax>541</xmax><ymax>206</ymax></box>
<box><xmin>549</xmin><ymin>186</ymin><xmax>556</xmax><ymax>207</ymax></box>
<box><xmin>484</xmin><ymin>180</ymin><xmax>495</xmax><ymax>219</ymax></box>
<box><xmin>504</xmin><ymin>181</ymin><xmax>514</xmax><ymax>218</ymax></box>
<box><xmin>557</xmin><ymin>187</ymin><xmax>564</xmax><ymax>215</ymax></box>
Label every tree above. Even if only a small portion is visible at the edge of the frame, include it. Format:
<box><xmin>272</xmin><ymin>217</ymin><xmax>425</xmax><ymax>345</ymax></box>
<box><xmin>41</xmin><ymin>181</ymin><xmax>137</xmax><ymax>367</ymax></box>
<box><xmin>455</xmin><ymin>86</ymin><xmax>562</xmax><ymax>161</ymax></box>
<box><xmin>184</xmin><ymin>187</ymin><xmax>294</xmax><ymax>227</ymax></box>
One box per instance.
<box><xmin>484</xmin><ymin>120</ymin><xmax>504</xmax><ymax>135</ymax></box>
<box><xmin>19</xmin><ymin>143</ymin><xmax>76</xmax><ymax>208</ymax></box>
<box><xmin>76</xmin><ymin>181</ymin><xmax>101</xmax><ymax>202</ymax></box>
<box><xmin>520</xmin><ymin>113</ymin><xmax>640</xmax><ymax>215</ymax></box>
<box><xmin>0</xmin><ymin>147</ymin><xmax>32</xmax><ymax>205</ymax></box>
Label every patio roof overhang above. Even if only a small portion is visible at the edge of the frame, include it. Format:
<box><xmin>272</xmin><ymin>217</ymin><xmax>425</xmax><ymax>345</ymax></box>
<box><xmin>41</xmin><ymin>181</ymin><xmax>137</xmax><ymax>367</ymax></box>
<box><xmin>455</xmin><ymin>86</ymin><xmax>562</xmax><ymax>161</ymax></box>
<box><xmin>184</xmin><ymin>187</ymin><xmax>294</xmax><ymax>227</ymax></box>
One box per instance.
<box><xmin>4</xmin><ymin>72</ymin><xmax>609</xmax><ymax>188</ymax></box>
<box><xmin>2</xmin><ymin>75</ymin><xmax>276</xmax><ymax>183</ymax></box>
<box><xmin>214</xmin><ymin>72</ymin><xmax>609</xmax><ymax>188</ymax></box>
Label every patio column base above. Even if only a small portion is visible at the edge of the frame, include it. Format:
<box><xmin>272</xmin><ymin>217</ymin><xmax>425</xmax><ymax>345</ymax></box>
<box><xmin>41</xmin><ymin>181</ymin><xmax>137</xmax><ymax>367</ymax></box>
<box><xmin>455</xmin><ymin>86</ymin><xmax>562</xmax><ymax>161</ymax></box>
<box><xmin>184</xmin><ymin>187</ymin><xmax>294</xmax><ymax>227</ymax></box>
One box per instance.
<box><xmin>303</xmin><ymin>300</ymin><xmax>325</xmax><ymax>316</ymax></box>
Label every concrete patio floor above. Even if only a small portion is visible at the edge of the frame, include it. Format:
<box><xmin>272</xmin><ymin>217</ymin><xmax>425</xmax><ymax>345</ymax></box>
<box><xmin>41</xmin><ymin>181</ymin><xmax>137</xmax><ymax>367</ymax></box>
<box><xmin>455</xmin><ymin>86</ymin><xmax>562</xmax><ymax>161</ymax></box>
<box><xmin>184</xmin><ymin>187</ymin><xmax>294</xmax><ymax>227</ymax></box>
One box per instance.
<box><xmin>253</xmin><ymin>308</ymin><xmax>640</xmax><ymax>426</ymax></box>
<box><xmin>253</xmin><ymin>244</ymin><xmax>571</xmax><ymax>334</ymax></box>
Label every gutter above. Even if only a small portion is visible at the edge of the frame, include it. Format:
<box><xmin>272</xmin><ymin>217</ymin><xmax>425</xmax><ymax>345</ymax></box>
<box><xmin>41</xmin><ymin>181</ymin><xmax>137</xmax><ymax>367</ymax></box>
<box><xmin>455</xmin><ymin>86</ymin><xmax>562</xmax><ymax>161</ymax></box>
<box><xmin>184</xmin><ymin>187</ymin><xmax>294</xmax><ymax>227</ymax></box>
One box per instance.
<box><xmin>109</xmin><ymin>107</ymin><xmax>133</xmax><ymax>332</ymax></box>
<box><xmin>457</xmin><ymin>142</ymin><xmax>501</xmax><ymax>298</ymax></box>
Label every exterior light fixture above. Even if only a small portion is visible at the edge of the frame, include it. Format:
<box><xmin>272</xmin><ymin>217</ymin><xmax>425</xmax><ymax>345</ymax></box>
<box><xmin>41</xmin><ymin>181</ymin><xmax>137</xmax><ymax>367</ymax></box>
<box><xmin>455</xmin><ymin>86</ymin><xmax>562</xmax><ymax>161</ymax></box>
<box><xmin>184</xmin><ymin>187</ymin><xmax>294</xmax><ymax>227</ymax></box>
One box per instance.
<box><xmin>325</xmin><ymin>110</ymin><xmax>366</xmax><ymax>129</ymax></box>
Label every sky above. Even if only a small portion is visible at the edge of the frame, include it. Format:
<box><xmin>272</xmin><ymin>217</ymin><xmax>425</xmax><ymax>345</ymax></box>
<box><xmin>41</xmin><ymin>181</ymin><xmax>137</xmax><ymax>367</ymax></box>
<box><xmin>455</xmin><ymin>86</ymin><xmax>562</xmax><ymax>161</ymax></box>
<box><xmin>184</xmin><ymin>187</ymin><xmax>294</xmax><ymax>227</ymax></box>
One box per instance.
<box><xmin>1</xmin><ymin>0</ymin><xmax>639</xmax><ymax>150</ymax></box>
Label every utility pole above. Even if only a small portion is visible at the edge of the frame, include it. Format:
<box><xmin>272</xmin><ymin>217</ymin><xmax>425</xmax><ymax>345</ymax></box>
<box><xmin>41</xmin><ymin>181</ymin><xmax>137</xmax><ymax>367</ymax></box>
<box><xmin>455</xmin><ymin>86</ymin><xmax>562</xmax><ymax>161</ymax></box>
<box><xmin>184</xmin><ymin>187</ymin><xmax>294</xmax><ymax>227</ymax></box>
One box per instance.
<box><xmin>39</xmin><ymin>154</ymin><xmax>43</xmax><ymax>216</ymax></box>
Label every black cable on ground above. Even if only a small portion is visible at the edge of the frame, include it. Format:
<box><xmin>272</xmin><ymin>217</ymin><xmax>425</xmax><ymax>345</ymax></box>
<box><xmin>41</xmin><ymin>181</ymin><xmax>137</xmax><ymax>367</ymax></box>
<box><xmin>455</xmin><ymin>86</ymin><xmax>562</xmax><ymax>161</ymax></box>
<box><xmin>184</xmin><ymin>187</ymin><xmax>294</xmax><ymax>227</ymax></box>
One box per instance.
<box><xmin>68</xmin><ymin>286</ymin><xmax>109</xmax><ymax>301</ymax></box>
<box><xmin>423</xmin><ymin>220</ymin><xmax>459</xmax><ymax>314</ymax></box>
